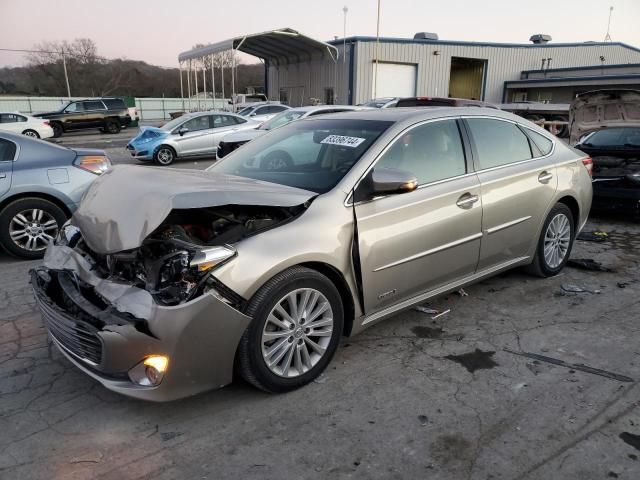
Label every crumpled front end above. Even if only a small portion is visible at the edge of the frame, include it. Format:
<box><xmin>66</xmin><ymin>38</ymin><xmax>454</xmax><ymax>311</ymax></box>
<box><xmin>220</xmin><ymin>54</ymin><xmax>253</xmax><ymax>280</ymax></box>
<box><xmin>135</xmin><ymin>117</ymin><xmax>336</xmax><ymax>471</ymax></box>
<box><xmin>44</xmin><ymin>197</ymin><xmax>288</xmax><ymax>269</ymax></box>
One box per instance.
<box><xmin>31</xmin><ymin>226</ymin><xmax>253</xmax><ymax>401</ymax></box>
<box><xmin>125</xmin><ymin>128</ymin><xmax>167</xmax><ymax>161</ymax></box>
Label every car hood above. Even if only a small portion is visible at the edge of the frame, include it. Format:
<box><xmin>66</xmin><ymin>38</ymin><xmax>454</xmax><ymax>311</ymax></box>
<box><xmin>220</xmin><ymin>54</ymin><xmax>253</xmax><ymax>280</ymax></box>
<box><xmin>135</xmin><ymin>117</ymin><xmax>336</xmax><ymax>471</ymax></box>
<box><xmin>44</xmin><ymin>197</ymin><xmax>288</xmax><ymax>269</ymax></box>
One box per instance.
<box><xmin>71</xmin><ymin>165</ymin><xmax>317</xmax><ymax>254</ymax></box>
<box><xmin>222</xmin><ymin>129</ymin><xmax>267</xmax><ymax>143</ymax></box>
<box><xmin>569</xmin><ymin>89</ymin><xmax>640</xmax><ymax>144</ymax></box>
<box><xmin>129</xmin><ymin>126</ymin><xmax>168</xmax><ymax>144</ymax></box>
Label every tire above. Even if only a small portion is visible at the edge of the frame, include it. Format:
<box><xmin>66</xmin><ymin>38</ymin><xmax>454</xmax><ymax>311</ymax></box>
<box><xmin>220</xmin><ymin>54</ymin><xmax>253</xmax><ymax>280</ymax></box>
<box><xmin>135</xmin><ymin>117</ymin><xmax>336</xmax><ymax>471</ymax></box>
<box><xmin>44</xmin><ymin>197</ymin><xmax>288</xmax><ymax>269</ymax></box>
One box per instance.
<box><xmin>236</xmin><ymin>266</ymin><xmax>344</xmax><ymax>393</ymax></box>
<box><xmin>525</xmin><ymin>203</ymin><xmax>575</xmax><ymax>278</ymax></box>
<box><xmin>51</xmin><ymin>122</ymin><xmax>63</xmax><ymax>138</ymax></box>
<box><xmin>104</xmin><ymin>119</ymin><xmax>121</xmax><ymax>134</ymax></box>
<box><xmin>0</xmin><ymin>197</ymin><xmax>67</xmax><ymax>259</ymax></box>
<box><xmin>22</xmin><ymin>129</ymin><xmax>40</xmax><ymax>139</ymax></box>
<box><xmin>550</xmin><ymin>115</ymin><xmax>569</xmax><ymax>138</ymax></box>
<box><xmin>153</xmin><ymin>146</ymin><xmax>176</xmax><ymax>166</ymax></box>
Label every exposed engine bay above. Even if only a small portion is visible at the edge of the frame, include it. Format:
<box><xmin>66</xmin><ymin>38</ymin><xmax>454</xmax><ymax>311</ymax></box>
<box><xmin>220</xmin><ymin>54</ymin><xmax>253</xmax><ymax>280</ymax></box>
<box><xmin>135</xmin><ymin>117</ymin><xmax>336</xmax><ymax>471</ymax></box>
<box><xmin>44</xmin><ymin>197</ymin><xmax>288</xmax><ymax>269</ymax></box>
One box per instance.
<box><xmin>64</xmin><ymin>205</ymin><xmax>304</xmax><ymax>306</ymax></box>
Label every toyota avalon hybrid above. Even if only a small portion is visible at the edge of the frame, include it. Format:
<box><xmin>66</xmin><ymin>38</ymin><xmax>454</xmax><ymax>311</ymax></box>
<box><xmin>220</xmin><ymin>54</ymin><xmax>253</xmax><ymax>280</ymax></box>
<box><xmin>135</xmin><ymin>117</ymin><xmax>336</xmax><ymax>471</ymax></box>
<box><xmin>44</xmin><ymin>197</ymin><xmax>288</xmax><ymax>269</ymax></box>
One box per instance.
<box><xmin>32</xmin><ymin>108</ymin><xmax>592</xmax><ymax>401</ymax></box>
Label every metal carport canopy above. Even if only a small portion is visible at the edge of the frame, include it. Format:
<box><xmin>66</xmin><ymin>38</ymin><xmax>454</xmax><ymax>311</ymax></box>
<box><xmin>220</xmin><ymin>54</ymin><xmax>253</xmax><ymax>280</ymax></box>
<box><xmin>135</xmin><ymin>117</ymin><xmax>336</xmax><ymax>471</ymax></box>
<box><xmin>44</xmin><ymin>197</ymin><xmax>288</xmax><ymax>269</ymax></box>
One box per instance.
<box><xmin>178</xmin><ymin>28</ymin><xmax>339</xmax><ymax>64</ymax></box>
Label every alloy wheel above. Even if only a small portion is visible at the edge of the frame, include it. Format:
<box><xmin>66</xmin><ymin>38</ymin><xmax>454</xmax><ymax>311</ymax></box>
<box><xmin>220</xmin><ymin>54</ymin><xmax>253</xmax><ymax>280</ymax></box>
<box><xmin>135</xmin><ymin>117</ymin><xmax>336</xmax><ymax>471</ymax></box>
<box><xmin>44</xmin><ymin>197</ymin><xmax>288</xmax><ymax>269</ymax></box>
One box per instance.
<box><xmin>9</xmin><ymin>209</ymin><xmax>59</xmax><ymax>252</ymax></box>
<box><xmin>543</xmin><ymin>213</ymin><xmax>571</xmax><ymax>268</ymax></box>
<box><xmin>156</xmin><ymin>148</ymin><xmax>174</xmax><ymax>165</ymax></box>
<box><xmin>261</xmin><ymin>288</ymin><xmax>334</xmax><ymax>378</ymax></box>
<box><xmin>23</xmin><ymin>130</ymin><xmax>38</xmax><ymax>138</ymax></box>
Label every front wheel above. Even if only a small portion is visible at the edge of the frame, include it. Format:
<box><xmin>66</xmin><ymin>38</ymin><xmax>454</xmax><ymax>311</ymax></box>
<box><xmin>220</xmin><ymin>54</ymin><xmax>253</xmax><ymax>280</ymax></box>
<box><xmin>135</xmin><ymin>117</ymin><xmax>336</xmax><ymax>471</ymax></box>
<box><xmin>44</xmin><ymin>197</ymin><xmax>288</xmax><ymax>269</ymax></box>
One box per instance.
<box><xmin>236</xmin><ymin>267</ymin><xmax>344</xmax><ymax>393</ymax></box>
<box><xmin>525</xmin><ymin>203</ymin><xmax>574</xmax><ymax>277</ymax></box>
<box><xmin>51</xmin><ymin>122</ymin><xmax>63</xmax><ymax>138</ymax></box>
<box><xmin>22</xmin><ymin>129</ymin><xmax>40</xmax><ymax>138</ymax></box>
<box><xmin>0</xmin><ymin>198</ymin><xmax>67</xmax><ymax>259</ymax></box>
<box><xmin>153</xmin><ymin>146</ymin><xmax>176</xmax><ymax>166</ymax></box>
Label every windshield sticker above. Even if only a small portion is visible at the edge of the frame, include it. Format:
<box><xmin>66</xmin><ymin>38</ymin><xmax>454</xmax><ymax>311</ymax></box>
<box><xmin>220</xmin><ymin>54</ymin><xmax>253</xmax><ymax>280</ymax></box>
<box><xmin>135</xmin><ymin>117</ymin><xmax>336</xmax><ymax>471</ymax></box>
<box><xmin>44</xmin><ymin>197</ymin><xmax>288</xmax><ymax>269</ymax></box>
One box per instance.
<box><xmin>320</xmin><ymin>135</ymin><xmax>366</xmax><ymax>148</ymax></box>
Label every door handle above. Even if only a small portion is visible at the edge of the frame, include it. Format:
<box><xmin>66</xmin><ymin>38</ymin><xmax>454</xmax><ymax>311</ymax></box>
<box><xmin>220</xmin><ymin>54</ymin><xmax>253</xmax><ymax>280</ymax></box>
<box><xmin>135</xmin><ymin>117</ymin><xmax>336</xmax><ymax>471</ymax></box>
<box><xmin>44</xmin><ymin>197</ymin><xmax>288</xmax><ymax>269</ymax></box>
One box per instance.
<box><xmin>538</xmin><ymin>171</ymin><xmax>553</xmax><ymax>184</ymax></box>
<box><xmin>456</xmin><ymin>193</ymin><xmax>479</xmax><ymax>209</ymax></box>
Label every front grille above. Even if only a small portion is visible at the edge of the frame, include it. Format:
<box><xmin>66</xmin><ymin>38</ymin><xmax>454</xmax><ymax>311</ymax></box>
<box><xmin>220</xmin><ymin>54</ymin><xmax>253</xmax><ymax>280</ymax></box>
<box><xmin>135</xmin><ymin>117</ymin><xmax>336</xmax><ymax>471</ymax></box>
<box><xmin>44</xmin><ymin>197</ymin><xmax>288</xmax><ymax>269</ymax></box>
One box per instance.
<box><xmin>33</xmin><ymin>278</ymin><xmax>103</xmax><ymax>365</ymax></box>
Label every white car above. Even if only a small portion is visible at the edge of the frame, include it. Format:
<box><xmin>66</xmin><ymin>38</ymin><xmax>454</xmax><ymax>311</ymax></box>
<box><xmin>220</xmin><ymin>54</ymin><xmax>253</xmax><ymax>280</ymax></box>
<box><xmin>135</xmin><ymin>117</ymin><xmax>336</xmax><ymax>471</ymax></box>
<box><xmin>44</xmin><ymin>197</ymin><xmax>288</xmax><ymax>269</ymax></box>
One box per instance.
<box><xmin>0</xmin><ymin>112</ymin><xmax>54</xmax><ymax>139</ymax></box>
<box><xmin>237</xmin><ymin>103</ymin><xmax>291</xmax><ymax>123</ymax></box>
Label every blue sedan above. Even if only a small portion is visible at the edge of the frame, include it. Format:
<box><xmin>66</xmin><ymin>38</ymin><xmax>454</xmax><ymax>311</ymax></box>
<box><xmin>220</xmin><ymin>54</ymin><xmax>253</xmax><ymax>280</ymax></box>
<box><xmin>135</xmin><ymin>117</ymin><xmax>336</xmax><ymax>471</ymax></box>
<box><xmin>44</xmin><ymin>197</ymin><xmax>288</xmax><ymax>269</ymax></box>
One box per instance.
<box><xmin>0</xmin><ymin>132</ymin><xmax>110</xmax><ymax>258</ymax></box>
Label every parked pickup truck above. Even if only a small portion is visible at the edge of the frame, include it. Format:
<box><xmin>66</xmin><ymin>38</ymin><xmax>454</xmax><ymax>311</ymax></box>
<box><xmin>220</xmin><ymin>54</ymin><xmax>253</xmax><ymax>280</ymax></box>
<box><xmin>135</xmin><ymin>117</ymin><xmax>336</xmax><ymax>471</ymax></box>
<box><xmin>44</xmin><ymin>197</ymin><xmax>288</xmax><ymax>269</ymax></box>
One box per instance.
<box><xmin>33</xmin><ymin>98</ymin><xmax>132</xmax><ymax>138</ymax></box>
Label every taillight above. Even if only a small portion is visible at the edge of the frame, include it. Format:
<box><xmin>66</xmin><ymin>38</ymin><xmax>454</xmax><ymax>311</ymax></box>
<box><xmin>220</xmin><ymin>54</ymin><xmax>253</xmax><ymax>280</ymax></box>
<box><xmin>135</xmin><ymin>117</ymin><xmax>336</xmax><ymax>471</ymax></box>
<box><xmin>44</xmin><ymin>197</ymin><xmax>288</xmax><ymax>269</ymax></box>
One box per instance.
<box><xmin>74</xmin><ymin>155</ymin><xmax>111</xmax><ymax>175</ymax></box>
<box><xmin>43</xmin><ymin>120</ymin><xmax>50</xmax><ymax>126</ymax></box>
<box><xmin>581</xmin><ymin>157</ymin><xmax>593</xmax><ymax>177</ymax></box>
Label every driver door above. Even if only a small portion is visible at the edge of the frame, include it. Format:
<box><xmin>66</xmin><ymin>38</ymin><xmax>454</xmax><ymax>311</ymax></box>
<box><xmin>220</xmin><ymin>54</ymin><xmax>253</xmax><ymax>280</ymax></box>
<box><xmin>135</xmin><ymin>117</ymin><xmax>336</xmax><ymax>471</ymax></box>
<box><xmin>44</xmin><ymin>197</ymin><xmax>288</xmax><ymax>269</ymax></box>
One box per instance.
<box><xmin>354</xmin><ymin>119</ymin><xmax>483</xmax><ymax>314</ymax></box>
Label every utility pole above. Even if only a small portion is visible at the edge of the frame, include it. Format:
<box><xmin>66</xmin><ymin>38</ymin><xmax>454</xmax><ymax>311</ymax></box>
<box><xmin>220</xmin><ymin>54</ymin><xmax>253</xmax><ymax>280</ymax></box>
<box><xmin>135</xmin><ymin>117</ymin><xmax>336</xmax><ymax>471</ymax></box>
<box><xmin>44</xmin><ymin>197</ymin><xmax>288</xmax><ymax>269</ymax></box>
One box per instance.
<box><xmin>604</xmin><ymin>6</ymin><xmax>614</xmax><ymax>42</ymax></box>
<box><xmin>179</xmin><ymin>62</ymin><xmax>184</xmax><ymax>110</ymax></box>
<box><xmin>374</xmin><ymin>0</ymin><xmax>381</xmax><ymax>99</ymax></box>
<box><xmin>211</xmin><ymin>54</ymin><xmax>216</xmax><ymax>110</ymax></box>
<box><xmin>61</xmin><ymin>48</ymin><xmax>71</xmax><ymax>98</ymax></box>
<box><xmin>343</xmin><ymin>5</ymin><xmax>348</xmax><ymax>104</ymax></box>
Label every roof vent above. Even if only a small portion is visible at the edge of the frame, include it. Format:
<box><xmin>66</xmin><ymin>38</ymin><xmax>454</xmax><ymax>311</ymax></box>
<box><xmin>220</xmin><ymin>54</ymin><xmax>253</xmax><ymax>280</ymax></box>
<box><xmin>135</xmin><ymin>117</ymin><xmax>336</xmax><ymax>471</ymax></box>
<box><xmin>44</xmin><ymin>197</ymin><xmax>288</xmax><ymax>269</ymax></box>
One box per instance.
<box><xmin>529</xmin><ymin>34</ymin><xmax>552</xmax><ymax>44</ymax></box>
<box><xmin>414</xmin><ymin>32</ymin><xmax>439</xmax><ymax>41</ymax></box>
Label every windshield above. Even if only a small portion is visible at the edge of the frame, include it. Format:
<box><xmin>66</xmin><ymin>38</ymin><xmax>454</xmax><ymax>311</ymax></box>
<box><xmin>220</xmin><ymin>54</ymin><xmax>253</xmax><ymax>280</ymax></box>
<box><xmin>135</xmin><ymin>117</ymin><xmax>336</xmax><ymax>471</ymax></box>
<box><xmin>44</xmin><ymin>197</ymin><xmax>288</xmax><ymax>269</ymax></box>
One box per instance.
<box><xmin>582</xmin><ymin>128</ymin><xmax>640</xmax><ymax>147</ymax></box>
<box><xmin>238</xmin><ymin>106</ymin><xmax>256</xmax><ymax>116</ymax></box>
<box><xmin>258</xmin><ymin>110</ymin><xmax>306</xmax><ymax>131</ymax></box>
<box><xmin>160</xmin><ymin>115</ymin><xmax>192</xmax><ymax>132</ymax></box>
<box><xmin>208</xmin><ymin>118</ymin><xmax>393</xmax><ymax>194</ymax></box>
<box><xmin>361</xmin><ymin>98</ymin><xmax>395</xmax><ymax>108</ymax></box>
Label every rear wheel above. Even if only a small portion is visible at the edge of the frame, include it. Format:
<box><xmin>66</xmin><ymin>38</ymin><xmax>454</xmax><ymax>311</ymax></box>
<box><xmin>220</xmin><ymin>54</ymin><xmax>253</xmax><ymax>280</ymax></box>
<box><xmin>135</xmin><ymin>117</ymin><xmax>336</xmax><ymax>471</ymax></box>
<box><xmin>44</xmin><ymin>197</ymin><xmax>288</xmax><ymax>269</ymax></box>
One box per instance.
<box><xmin>154</xmin><ymin>146</ymin><xmax>176</xmax><ymax>166</ymax></box>
<box><xmin>104</xmin><ymin>119</ymin><xmax>121</xmax><ymax>134</ymax></box>
<box><xmin>0</xmin><ymin>198</ymin><xmax>67</xmax><ymax>259</ymax></box>
<box><xmin>22</xmin><ymin>129</ymin><xmax>40</xmax><ymax>138</ymax></box>
<box><xmin>51</xmin><ymin>122</ymin><xmax>63</xmax><ymax>138</ymax></box>
<box><xmin>237</xmin><ymin>266</ymin><xmax>344</xmax><ymax>393</ymax></box>
<box><xmin>525</xmin><ymin>203</ymin><xmax>574</xmax><ymax>277</ymax></box>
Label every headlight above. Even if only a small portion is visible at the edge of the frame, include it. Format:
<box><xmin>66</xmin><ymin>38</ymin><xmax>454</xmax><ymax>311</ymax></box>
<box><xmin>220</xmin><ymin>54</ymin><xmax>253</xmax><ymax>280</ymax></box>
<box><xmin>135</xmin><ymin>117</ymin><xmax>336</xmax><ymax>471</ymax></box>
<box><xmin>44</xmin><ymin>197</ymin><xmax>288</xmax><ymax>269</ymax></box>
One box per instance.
<box><xmin>189</xmin><ymin>246</ymin><xmax>236</xmax><ymax>272</ymax></box>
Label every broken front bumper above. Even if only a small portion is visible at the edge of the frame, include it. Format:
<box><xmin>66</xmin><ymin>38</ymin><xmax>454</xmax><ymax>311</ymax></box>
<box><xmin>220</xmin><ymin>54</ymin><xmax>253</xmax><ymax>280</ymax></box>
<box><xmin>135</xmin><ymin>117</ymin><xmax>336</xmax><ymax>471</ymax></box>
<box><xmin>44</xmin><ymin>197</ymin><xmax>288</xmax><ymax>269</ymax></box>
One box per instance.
<box><xmin>31</xmin><ymin>246</ymin><xmax>251</xmax><ymax>402</ymax></box>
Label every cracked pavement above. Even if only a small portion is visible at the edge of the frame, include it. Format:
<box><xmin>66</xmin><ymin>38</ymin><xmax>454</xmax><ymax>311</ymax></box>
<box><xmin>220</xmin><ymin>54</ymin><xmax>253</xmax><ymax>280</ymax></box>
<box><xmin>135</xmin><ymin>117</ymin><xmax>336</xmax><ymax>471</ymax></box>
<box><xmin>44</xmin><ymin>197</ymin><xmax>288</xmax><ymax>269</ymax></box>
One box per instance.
<box><xmin>0</xmin><ymin>216</ymin><xmax>639</xmax><ymax>479</ymax></box>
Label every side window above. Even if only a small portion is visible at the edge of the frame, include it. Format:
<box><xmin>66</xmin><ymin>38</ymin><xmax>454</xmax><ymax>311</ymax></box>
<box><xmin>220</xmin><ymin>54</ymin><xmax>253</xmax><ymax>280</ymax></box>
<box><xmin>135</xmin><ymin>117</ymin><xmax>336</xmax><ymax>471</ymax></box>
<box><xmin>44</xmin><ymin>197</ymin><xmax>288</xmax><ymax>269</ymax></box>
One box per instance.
<box><xmin>272</xmin><ymin>105</ymin><xmax>288</xmax><ymax>113</ymax></box>
<box><xmin>376</xmin><ymin>119</ymin><xmax>467</xmax><ymax>185</ymax></box>
<box><xmin>0</xmin><ymin>114</ymin><xmax>19</xmax><ymax>123</ymax></box>
<box><xmin>0</xmin><ymin>139</ymin><xmax>17</xmax><ymax>161</ymax></box>
<box><xmin>525</xmin><ymin>128</ymin><xmax>553</xmax><ymax>156</ymax></box>
<box><xmin>181</xmin><ymin>115</ymin><xmax>211</xmax><ymax>132</ymax></box>
<box><xmin>83</xmin><ymin>101</ymin><xmax>106</xmax><ymax>110</ymax></box>
<box><xmin>65</xmin><ymin>102</ymin><xmax>84</xmax><ymax>113</ymax></box>
<box><xmin>214</xmin><ymin>115</ymin><xmax>239</xmax><ymax>128</ymax></box>
<box><xmin>466</xmin><ymin>118</ymin><xmax>532</xmax><ymax>170</ymax></box>
<box><xmin>255</xmin><ymin>107</ymin><xmax>270</xmax><ymax>115</ymax></box>
<box><xmin>232</xmin><ymin>115</ymin><xmax>247</xmax><ymax>124</ymax></box>
<box><xmin>103</xmin><ymin>99</ymin><xmax>125</xmax><ymax>109</ymax></box>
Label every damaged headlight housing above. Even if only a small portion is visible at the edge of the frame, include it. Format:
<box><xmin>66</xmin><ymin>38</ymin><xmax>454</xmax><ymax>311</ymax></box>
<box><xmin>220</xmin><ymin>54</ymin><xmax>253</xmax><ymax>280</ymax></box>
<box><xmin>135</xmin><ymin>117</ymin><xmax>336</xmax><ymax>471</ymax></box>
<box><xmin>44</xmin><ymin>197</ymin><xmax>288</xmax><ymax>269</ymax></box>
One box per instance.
<box><xmin>129</xmin><ymin>355</ymin><xmax>169</xmax><ymax>387</ymax></box>
<box><xmin>189</xmin><ymin>245</ymin><xmax>236</xmax><ymax>272</ymax></box>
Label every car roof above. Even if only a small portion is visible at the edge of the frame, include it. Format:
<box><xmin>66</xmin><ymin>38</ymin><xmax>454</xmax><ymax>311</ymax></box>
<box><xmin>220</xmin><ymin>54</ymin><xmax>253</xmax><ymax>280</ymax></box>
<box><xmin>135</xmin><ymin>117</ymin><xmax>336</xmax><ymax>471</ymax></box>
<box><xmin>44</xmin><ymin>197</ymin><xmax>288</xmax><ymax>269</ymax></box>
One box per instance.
<box><xmin>316</xmin><ymin>106</ymin><xmax>525</xmax><ymax>123</ymax></box>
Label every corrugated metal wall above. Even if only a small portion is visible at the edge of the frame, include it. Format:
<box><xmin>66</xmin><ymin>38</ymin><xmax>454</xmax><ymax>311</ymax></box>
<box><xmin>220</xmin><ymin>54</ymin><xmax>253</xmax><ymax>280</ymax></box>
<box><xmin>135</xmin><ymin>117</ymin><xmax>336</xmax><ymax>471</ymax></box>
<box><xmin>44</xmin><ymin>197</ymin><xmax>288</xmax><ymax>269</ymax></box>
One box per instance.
<box><xmin>352</xmin><ymin>41</ymin><xmax>640</xmax><ymax>104</ymax></box>
<box><xmin>266</xmin><ymin>44</ymin><xmax>352</xmax><ymax>106</ymax></box>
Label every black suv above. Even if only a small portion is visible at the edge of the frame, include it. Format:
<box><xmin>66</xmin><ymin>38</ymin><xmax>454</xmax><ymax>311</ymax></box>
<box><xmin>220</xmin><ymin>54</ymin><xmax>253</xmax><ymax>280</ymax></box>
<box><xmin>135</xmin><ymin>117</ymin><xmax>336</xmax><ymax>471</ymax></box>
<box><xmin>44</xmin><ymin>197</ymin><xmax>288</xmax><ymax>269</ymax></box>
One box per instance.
<box><xmin>33</xmin><ymin>98</ymin><xmax>131</xmax><ymax>137</ymax></box>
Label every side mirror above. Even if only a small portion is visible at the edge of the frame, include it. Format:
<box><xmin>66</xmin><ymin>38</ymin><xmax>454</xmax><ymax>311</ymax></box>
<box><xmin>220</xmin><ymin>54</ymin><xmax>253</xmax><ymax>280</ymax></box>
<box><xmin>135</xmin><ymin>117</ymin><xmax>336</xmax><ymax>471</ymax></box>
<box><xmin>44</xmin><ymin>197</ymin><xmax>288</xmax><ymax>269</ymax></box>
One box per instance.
<box><xmin>354</xmin><ymin>168</ymin><xmax>418</xmax><ymax>202</ymax></box>
<box><xmin>249</xmin><ymin>113</ymin><xmax>257</xmax><ymax>117</ymax></box>
<box><xmin>178</xmin><ymin>127</ymin><xmax>189</xmax><ymax>136</ymax></box>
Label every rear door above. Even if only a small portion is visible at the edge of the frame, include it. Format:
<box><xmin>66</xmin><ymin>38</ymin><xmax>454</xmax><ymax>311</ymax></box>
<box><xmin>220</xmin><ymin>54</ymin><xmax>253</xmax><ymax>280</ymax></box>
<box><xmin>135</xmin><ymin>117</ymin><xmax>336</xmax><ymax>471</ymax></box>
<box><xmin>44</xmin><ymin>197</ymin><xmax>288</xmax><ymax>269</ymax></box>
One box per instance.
<box><xmin>173</xmin><ymin>115</ymin><xmax>214</xmax><ymax>156</ymax></box>
<box><xmin>0</xmin><ymin>138</ymin><xmax>17</xmax><ymax>200</ymax></box>
<box><xmin>62</xmin><ymin>101</ymin><xmax>86</xmax><ymax>130</ymax></box>
<box><xmin>354</xmin><ymin>118</ymin><xmax>483</xmax><ymax>314</ymax></box>
<box><xmin>211</xmin><ymin>115</ymin><xmax>242</xmax><ymax>148</ymax></box>
<box><xmin>82</xmin><ymin>100</ymin><xmax>107</xmax><ymax>128</ymax></box>
<box><xmin>464</xmin><ymin>117</ymin><xmax>558</xmax><ymax>270</ymax></box>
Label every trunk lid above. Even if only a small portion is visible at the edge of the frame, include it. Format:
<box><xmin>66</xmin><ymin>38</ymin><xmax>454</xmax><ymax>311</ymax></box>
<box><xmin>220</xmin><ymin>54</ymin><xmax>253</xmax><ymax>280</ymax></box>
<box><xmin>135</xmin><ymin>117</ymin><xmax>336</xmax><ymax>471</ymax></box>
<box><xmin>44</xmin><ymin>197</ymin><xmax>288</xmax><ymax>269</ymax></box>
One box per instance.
<box><xmin>569</xmin><ymin>89</ymin><xmax>640</xmax><ymax>145</ymax></box>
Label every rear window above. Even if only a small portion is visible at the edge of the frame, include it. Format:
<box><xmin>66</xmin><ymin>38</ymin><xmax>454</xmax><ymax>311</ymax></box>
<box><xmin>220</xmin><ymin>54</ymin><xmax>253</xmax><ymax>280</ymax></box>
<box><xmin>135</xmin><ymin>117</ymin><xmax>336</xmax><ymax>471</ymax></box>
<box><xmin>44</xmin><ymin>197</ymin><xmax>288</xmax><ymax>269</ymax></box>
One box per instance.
<box><xmin>103</xmin><ymin>98</ymin><xmax>126</xmax><ymax>109</ymax></box>
<box><xmin>583</xmin><ymin>128</ymin><xmax>640</xmax><ymax>147</ymax></box>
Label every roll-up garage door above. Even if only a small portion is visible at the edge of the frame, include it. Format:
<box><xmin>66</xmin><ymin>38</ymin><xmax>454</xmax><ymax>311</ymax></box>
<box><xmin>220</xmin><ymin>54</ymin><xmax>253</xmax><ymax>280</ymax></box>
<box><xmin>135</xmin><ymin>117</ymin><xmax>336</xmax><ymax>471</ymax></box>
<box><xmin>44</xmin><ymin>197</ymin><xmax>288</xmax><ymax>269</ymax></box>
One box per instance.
<box><xmin>372</xmin><ymin>63</ymin><xmax>417</xmax><ymax>98</ymax></box>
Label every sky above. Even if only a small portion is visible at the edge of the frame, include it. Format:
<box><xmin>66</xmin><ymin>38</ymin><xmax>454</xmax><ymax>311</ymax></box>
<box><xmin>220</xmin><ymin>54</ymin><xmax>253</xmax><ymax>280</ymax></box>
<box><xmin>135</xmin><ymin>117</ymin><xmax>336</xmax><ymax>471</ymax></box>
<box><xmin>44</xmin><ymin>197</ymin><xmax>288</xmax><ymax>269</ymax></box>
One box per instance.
<box><xmin>1</xmin><ymin>0</ymin><xmax>639</xmax><ymax>68</ymax></box>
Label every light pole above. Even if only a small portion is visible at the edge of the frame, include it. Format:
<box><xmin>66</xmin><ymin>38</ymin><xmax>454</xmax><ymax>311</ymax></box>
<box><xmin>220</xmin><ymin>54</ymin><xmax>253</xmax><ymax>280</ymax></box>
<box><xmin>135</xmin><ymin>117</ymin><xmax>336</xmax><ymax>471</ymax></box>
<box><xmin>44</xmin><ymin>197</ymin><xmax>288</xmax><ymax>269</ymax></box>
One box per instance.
<box><xmin>343</xmin><ymin>5</ymin><xmax>348</xmax><ymax>103</ymax></box>
<box><xmin>374</xmin><ymin>0</ymin><xmax>381</xmax><ymax>99</ymax></box>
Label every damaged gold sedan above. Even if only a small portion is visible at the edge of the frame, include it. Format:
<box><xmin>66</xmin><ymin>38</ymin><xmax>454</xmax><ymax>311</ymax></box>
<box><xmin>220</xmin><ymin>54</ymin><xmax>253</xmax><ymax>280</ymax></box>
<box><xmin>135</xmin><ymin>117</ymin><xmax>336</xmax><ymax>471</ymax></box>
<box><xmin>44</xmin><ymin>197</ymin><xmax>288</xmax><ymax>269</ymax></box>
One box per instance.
<box><xmin>32</xmin><ymin>109</ymin><xmax>592</xmax><ymax>401</ymax></box>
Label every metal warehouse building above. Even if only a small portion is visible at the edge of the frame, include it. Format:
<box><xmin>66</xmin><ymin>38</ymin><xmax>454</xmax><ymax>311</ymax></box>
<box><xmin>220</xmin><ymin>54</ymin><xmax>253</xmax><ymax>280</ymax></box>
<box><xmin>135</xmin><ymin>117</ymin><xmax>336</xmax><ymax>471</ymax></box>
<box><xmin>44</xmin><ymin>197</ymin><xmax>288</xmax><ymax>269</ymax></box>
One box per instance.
<box><xmin>179</xmin><ymin>28</ymin><xmax>640</xmax><ymax>107</ymax></box>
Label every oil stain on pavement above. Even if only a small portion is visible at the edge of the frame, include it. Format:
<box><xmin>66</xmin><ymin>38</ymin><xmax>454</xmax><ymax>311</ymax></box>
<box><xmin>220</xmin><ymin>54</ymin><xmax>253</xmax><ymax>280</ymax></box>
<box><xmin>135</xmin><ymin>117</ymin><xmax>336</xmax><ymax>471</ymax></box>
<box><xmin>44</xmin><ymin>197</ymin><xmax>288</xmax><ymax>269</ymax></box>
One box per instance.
<box><xmin>444</xmin><ymin>349</ymin><xmax>498</xmax><ymax>373</ymax></box>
